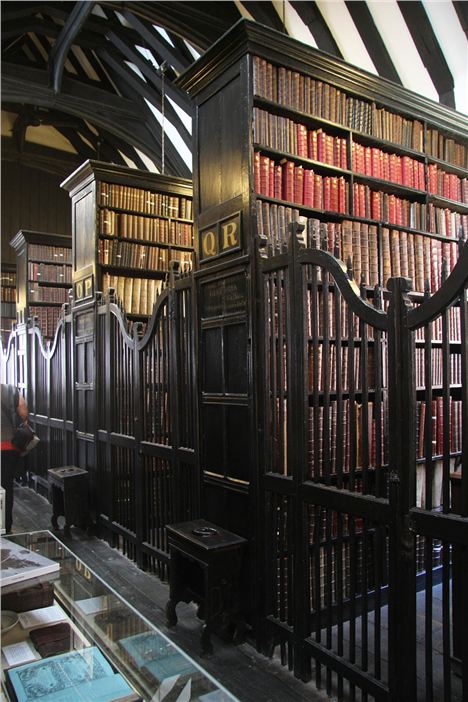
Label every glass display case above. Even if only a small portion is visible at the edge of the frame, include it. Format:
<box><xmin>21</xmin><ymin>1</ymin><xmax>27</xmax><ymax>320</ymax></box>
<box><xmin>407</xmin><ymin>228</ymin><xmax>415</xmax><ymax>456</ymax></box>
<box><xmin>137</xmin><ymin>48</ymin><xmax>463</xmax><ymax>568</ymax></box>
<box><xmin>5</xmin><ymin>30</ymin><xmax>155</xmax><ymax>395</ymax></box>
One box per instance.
<box><xmin>0</xmin><ymin>531</ymin><xmax>238</xmax><ymax>702</ymax></box>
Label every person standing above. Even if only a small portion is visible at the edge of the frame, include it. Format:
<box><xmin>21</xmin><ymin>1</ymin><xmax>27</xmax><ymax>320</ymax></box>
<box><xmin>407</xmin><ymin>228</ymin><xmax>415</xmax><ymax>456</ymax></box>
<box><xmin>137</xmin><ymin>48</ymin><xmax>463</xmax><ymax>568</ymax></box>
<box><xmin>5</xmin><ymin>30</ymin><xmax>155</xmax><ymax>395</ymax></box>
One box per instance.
<box><xmin>1</xmin><ymin>384</ymin><xmax>29</xmax><ymax>533</ymax></box>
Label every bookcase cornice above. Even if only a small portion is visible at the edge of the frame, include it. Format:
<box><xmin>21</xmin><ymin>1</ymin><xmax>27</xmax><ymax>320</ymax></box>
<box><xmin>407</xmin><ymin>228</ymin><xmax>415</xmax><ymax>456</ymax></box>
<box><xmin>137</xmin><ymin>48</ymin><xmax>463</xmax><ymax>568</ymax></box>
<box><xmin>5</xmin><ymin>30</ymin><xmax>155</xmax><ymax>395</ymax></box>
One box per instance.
<box><xmin>61</xmin><ymin>160</ymin><xmax>193</xmax><ymax>199</ymax></box>
<box><xmin>177</xmin><ymin>18</ymin><xmax>468</xmax><ymax>139</ymax></box>
<box><xmin>10</xmin><ymin>230</ymin><xmax>72</xmax><ymax>252</ymax></box>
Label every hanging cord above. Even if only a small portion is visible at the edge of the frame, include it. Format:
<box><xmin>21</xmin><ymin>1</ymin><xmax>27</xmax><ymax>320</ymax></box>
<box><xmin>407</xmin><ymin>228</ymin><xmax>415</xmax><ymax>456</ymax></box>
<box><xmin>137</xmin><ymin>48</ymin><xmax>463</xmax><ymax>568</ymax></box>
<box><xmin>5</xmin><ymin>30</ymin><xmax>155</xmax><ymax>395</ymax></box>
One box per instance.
<box><xmin>160</xmin><ymin>60</ymin><xmax>167</xmax><ymax>175</ymax></box>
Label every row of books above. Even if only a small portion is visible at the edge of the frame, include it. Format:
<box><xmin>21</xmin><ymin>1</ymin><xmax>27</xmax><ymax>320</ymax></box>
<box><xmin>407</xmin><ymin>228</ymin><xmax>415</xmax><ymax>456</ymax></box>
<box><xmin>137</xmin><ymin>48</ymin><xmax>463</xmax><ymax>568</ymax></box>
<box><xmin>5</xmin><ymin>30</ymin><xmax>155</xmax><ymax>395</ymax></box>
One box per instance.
<box><xmin>414</xmin><ymin>307</ymin><xmax>460</xmax><ymax>343</ymax></box>
<box><xmin>427</xmin><ymin>204</ymin><xmax>468</xmax><ymax>239</ymax></box>
<box><xmin>98</xmin><ymin>240</ymin><xmax>192</xmax><ymax>271</ymax></box>
<box><xmin>253</xmin><ymin>107</ymin><xmax>348</xmax><ymax>168</ymax></box>
<box><xmin>427</xmin><ymin>165</ymin><xmax>468</xmax><ymax>204</ymax></box>
<box><xmin>426</xmin><ymin>129</ymin><xmax>468</xmax><ymax>169</ymax></box>
<box><xmin>99</xmin><ymin>182</ymin><xmax>193</xmax><ymax>219</ymax></box>
<box><xmin>306</xmin><ymin>290</ymin><xmax>369</xmax><ymax>341</ymax></box>
<box><xmin>352</xmin><ymin>142</ymin><xmax>425</xmax><ymax>190</ymax></box>
<box><xmin>28</xmin><ymin>283</ymin><xmax>69</xmax><ymax>304</ymax></box>
<box><xmin>30</xmin><ymin>306</ymin><xmax>61</xmax><ymax>338</ymax></box>
<box><xmin>28</xmin><ymin>244</ymin><xmax>71</xmax><ymax>263</ymax></box>
<box><xmin>253</xmin><ymin>56</ymin><xmax>425</xmax><ymax>152</ymax></box>
<box><xmin>28</xmin><ymin>262</ymin><xmax>72</xmax><ymax>284</ymax></box>
<box><xmin>1</xmin><ymin>285</ymin><xmax>16</xmax><ymax>302</ymax></box>
<box><xmin>416</xmin><ymin>398</ymin><xmax>462</xmax><ymax>457</ymax></box>
<box><xmin>102</xmin><ymin>273</ymin><xmax>163</xmax><ymax>317</ymax></box>
<box><xmin>382</xmin><ymin>228</ymin><xmax>458</xmax><ymax>293</ymax></box>
<box><xmin>307</xmin><ymin>400</ymin><xmax>386</xmax><ymax>477</ymax></box>
<box><xmin>255</xmin><ymin>153</ymin><xmax>349</xmax><ymax>211</ymax></box>
<box><xmin>308</xmin><ymin>344</ymin><xmax>385</xmax><ymax>394</ymax></box>
<box><xmin>99</xmin><ymin>209</ymin><xmax>193</xmax><ymax>247</ymax></box>
<box><xmin>352</xmin><ymin>183</ymin><xmax>426</xmax><ymax>229</ymax></box>
<box><xmin>414</xmin><ymin>348</ymin><xmax>462</xmax><ymax>389</ymax></box>
<box><xmin>1</xmin><ymin>301</ymin><xmax>16</xmax><ymax>318</ymax></box>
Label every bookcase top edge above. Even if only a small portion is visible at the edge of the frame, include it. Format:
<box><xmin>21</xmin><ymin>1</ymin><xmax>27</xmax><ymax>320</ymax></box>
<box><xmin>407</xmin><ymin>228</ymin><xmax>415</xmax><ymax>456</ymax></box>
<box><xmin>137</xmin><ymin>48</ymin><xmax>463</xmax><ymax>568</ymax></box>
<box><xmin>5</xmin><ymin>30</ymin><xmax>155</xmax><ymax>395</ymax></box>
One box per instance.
<box><xmin>177</xmin><ymin>18</ymin><xmax>468</xmax><ymax>138</ymax></box>
<box><xmin>10</xmin><ymin>230</ymin><xmax>72</xmax><ymax>250</ymax></box>
<box><xmin>60</xmin><ymin>160</ymin><xmax>193</xmax><ymax>196</ymax></box>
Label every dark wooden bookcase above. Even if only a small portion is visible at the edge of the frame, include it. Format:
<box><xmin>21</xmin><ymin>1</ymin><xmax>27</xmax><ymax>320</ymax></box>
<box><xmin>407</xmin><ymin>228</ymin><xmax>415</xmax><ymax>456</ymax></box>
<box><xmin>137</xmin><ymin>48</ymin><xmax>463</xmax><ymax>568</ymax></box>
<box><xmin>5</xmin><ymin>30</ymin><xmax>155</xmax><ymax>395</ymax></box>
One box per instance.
<box><xmin>1</xmin><ymin>262</ymin><xmax>16</xmax><ymax>345</ymax></box>
<box><xmin>177</xmin><ymin>16</ymin><xmax>467</xmax><ymax>649</ymax></box>
<box><xmin>61</xmin><ymin>161</ymin><xmax>194</xmax><ymax>321</ymax></box>
<box><xmin>9</xmin><ymin>230</ymin><xmax>72</xmax><ymax>340</ymax></box>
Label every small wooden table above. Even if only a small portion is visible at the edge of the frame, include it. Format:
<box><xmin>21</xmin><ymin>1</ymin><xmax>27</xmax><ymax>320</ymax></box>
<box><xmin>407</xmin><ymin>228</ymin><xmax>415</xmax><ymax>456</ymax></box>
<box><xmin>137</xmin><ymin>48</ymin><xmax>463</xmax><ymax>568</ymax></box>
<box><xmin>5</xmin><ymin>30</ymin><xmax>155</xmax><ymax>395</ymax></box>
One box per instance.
<box><xmin>48</xmin><ymin>466</ymin><xmax>89</xmax><ymax>536</ymax></box>
<box><xmin>166</xmin><ymin>519</ymin><xmax>246</xmax><ymax>655</ymax></box>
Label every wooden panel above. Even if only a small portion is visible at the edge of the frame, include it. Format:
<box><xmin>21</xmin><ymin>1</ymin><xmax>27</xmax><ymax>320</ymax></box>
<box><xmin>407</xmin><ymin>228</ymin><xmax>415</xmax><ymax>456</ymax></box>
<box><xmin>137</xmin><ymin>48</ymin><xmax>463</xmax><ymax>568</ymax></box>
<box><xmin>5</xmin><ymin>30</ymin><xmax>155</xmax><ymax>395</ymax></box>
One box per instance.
<box><xmin>1</xmin><ymin>162</ymin><xmax>71</xmax><ymax>264</ymax></box>
<box><xmin>198</xmin><ymin>74</ymin><xmax>243</xmax><ymax>211</ymax></box>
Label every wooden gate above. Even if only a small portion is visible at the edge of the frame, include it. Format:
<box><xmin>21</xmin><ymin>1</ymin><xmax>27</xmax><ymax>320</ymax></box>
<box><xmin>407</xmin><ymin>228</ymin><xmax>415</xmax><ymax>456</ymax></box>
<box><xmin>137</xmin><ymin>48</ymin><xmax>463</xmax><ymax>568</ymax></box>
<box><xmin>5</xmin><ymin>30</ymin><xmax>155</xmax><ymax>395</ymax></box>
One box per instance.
<box><xmin>259</xmin><ymin>225</ymin><xmax>468</xmax><ymax>702</ymax></box>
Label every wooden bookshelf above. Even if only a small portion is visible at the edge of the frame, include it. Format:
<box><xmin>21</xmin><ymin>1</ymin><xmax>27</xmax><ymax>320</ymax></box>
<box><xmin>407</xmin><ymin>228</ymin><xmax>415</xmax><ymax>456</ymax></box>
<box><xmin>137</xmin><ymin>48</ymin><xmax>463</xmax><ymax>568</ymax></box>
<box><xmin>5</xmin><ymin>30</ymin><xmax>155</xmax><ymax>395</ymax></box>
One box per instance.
<box><xmin>1</xmin><ymin>262</ymin><xmax>17</xmax><ymax>345</ymax></box>
<box><xmin>9</xmin><ymin>231</ymin><xmax>72</xmax><ymax>340</ymax></box>
<box><xmin>177</xmin><ymin>18</ymin><xmax>467</xmax><ymax>668</ymax></box>
<box><xmin>61</xmin><ymin>161</ymin><xmax>194</xmax><ymax>319</ymax></box>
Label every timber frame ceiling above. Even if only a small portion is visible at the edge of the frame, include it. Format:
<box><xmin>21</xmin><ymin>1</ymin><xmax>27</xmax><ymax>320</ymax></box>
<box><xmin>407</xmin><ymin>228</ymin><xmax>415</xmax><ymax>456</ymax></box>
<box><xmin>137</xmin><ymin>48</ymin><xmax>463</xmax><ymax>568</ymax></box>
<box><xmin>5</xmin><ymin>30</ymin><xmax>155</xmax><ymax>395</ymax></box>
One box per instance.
<box><xmin>2</xmin><ymin>1</ymin><xmax>467</xmax><ymax>179</ymax></box>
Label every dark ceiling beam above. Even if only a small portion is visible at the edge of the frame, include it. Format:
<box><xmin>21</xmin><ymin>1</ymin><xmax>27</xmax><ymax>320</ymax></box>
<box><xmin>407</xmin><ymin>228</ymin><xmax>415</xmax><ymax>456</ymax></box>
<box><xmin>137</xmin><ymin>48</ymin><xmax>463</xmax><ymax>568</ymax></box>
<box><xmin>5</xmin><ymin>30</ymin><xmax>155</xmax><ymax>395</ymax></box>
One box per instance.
<box><xmin>2</xmin><ymin>135</ymin><xmax>82</xmax><ymax>178</ymax></box>
<box><xmin>33</xmin><ymin>26</ymin><xmax>90</xmax><ymax>84</ymax></box>
<box><xmin>97</xmin><ymin>58</ymin><xmax>190</xmax><ymax>177</ymax></box>
<box><xmin>54</xmin><ymin>125</ymin><xmax>96</xmax><ymax>160</ymax></box>
<box><xmin>119</xmin><ymin>8</ymin><xmax>192</xmax><ymax>74</ymax></box>
<box><xmin>48</xmin><ymin>0</ymin><xmax>95</xmax><ymax>93</ymax></box>
<box><xmin>453</xmin><ymin>2</ymin><xmax>468</xmax><ymax>39</ymax></box>
<box><xmin>1</xmin><ymin>3</ymin><xmax>64</xmax><ymax>22</ymax></box>
<box><xmin>241</xmin><ymin>1</ymin><xmax>286</xmax><ymax>34</ymax></box>
<box><xmin>345</xmin><ymin>1</ymin><xmax>401</xmax><ymax>84</ymax></box>
<box><xmin>23</xmin><ymin>34</ymin><xmax>48</xmax><ymax>65</ymax></box>
<box><xmin>103</xmin><ymin>29</ymin><xmax>191</xmax><ymax>112</ymax></box>
<box><xmin>97</xmin><ymin>48</ymin><xmax>192</xmax><ymax>150</ymax></box>
<box><xmin>2</xmin><ymin>61</ymin><xmax>166</xmax><ymax>170</ymax></box>
<box><xmin>104</xmin><ymin>1</ymin><xmax>235</xmax><ymax>51</ymax></box>
<box><xmin>97</xmin><ymin>128</ymin><xmax>149</xmax><ymax>171</ymax></box>
<box><xmin>167</xmin><ymin>32</ymin><xmax>198</xmax><ymax>67</ymax></box>
<box><xmin>398</xmin><ymin>1</ymin><xmax>455</xmax><ymax>108</ymax></box>
<box><xmin>290</xmin><ymin>1</ymin><xmax>341</xmax><ymax>58</ymax></box>
<box><xmin>1</xmin><ymin>18</ymin><xmax>60</xmax><ymax>40</ymax></box>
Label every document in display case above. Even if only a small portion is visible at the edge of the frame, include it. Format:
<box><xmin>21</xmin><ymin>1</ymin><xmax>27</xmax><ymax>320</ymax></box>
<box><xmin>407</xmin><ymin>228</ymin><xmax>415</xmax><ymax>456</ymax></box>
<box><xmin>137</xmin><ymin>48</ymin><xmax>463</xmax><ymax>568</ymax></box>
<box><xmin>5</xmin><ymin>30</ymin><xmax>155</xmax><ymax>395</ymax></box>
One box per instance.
<box><xmin>1</xmin><ymin>531</ymin><xmax>238</xmax><ymax>702</ymax></box>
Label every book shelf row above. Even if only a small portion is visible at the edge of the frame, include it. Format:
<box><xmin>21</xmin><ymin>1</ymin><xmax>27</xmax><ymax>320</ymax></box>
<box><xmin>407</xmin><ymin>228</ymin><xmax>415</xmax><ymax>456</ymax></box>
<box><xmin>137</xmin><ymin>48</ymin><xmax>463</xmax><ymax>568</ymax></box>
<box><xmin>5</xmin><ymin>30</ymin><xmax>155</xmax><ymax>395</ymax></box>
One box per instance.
<box><xmin>253</xmin><ymin>107</ymin><xmax>468</xmax><ymax>203</ymax></box>
<box><xmin>416</xmin><ymin>398</ymin><xmax>463</xmax><ymax>457</ymax></box>
<box><xmin>28</xmin><ymin>262</ymin><xmax>72</xmax><ymax>284</ymax></box>
<box><xmin>99</xmin><ymin>209</ymin><xmax>193</xmax><ymax>247</ymax></box>
<box><xmin>305</xmin><ymin>286</ymin><xmax>460</xmax><ymax>343</ymax></box>
<box><xmin>99</xmin><ymin>182</ymin><xmax>193</xmax><ymax>220</ymax></box>
<box><xmin>427</xmin><ymin>165</ymin><xmax>468</xmax><ymax>203</ymax></box>
<box><xmin>253</xmin><ymin>57</ymin><xmax>467</xmax><ymax>167</ymax></box>
<box><xmin>305</xmin><ymin>396</ymin><xmax>462</xmax><ymax>479</ymax></box>
<box><xmin>102</xmin><ymin>273</ymin><xmax>163</xmax><ymax>317</ymax></box>
<box><xmin>307</xmin><ymin>400</ymin><xmax>386</xmax><ymax>477</ymax></box>
<box><xmin>27</xmin><ymin>244</ymin><xmax>71</xmax><ymax>263</ymax></box>
<box><xmin>414</xmin><ymin>347</ymin><xmax>462</xmax><ymax>389</ymax></box>
<box><xmin>307</xmin><ymin>344</ymin><xmax>384</xmax><ymax>394</ymax></box>
<box><xmin>257</xmin><ymin>202</ymin><xmax>460</xmax><ymax>293</ymax></box>
<box><xmin>254</xmin><ymin>152</ymin><xmax>468</xmax><ymax>237</ymax></box>
<box><xmin>28</xmin><ymin>283</ymin><xmax>69</xmax><ymax>305</ymax></box>
<box><xmin>98</xmin><ymin>240</ymin><xmax>193</xmax><ymax>272</ymax></box>
<box><xmin>1</xmin><ymin>285</ymin><xmax>16</xmax><ymax>303</ymax></box>
<box><xmin>30</xmin><ymin>306</ymin><xmax>61</xmax><ymax>338</ymax></box>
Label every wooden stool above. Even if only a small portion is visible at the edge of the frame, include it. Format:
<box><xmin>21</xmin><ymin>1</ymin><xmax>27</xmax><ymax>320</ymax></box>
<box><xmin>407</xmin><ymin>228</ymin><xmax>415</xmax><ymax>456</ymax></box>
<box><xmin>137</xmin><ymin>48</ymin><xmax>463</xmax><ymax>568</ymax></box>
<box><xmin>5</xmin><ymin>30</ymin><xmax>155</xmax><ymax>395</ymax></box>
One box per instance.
<box><xmin>166</xmin><ymin>519</ymin><xmax>246</xmax><ymax>655</ymax></box>
<box><xmin>48</xmin><ymin>466</ymin><xmax>89</xmax><ymax>536</ymax></box>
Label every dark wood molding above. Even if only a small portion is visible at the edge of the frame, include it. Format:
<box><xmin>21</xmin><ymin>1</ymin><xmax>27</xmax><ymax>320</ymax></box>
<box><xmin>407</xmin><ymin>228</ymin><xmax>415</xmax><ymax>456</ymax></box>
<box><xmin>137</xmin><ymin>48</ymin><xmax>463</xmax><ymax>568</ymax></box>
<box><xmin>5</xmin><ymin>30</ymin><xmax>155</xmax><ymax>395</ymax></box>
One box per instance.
<box><xmin>2</xmin><ymin>135</ymin><xmax>81</xmax><ymax>177</ymax></box>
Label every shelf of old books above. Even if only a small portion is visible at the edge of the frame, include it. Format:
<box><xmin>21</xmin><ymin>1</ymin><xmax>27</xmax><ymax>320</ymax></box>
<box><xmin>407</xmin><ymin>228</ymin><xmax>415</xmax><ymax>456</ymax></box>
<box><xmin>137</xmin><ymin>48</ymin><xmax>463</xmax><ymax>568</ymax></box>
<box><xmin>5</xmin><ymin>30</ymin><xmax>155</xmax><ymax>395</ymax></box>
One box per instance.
<box><xmin>0</xmin><ymin>531</ymin><xmax>238</xmax><ymax>702</ymax></box>
<box><xmin>61</xmin><ymin>161</ymin><xmax>194</xmax><ymax>321</ymax></box>
<box><xmin>1</xmin><ymin>263</ymin><xmax>16</xmax><ymax>346</ymax></box>
<box><xmin>9</xmin><ymin>231</ymin><xmax>72</xmax><ymax>341</ymax></box>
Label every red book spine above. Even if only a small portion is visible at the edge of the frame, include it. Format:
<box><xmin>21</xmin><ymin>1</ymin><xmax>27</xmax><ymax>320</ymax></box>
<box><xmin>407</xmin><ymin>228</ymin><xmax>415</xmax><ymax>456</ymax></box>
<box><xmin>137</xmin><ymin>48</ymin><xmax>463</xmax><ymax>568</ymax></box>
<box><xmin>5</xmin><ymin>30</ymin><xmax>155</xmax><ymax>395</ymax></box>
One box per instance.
<box><xmin>260</xmin><ymin>155</ymin><xmax>270</xmax><ymax>196</ymax></box>
<box><xmin>317</xmin><ymin>131</ymin><xmax>325</xmax><ymax>162</ymax></box>
<box><xmin>294</xmin><ymin>166</ymin><xmax>304</xmax><ymax>205</ymax></box>
<box><xmin>314</xmin><ymin>174</ymin><xmax>323</xmax><ymax>209</ymax></box>
<box><xmin>274</xmin><ymin>164</ymin><xmax>283</xmax><ymax>200</ymax></box>
<box><xmin>303</xmin><ymin>169</ymin><xmax>314</xmax><ymax>207</ymax></box>
<box><xmin>323</xmin><ymin>177</ymin><xmax>331</xmax><ymax>210</ymax></box>
<box><xmin>281</xmin><ymin>160</ymin><xmax>295</xmax><ymax>202</ymax></box>
<box><xmin>297</xmin><ymin>124</ymin><xmax>308</xmax><ymax>158</ymax></box>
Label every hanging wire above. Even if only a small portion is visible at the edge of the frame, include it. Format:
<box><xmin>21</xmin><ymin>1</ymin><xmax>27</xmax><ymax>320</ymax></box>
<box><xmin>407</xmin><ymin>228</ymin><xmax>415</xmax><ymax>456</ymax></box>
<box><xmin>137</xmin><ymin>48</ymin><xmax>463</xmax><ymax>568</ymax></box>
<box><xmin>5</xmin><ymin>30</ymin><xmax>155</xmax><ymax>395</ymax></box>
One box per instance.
<box><xmin>160</xmin><ymin>60</ymin><xmax>167</xmax><ymax>174</ymax></box>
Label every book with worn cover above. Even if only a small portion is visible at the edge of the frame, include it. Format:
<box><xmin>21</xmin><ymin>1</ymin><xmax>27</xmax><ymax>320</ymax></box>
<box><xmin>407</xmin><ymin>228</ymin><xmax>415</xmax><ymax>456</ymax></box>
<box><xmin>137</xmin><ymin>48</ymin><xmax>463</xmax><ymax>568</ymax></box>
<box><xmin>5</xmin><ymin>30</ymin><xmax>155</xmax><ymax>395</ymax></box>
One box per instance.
<box><xmin>0</xmin><ymin>538</ymin><xmax>59</xmax><ymax>589</ymax></box>
<box><xmin>6</xmin><ymin>646</ymin><xmax>139</xmax><ymax>702</ymax></box>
